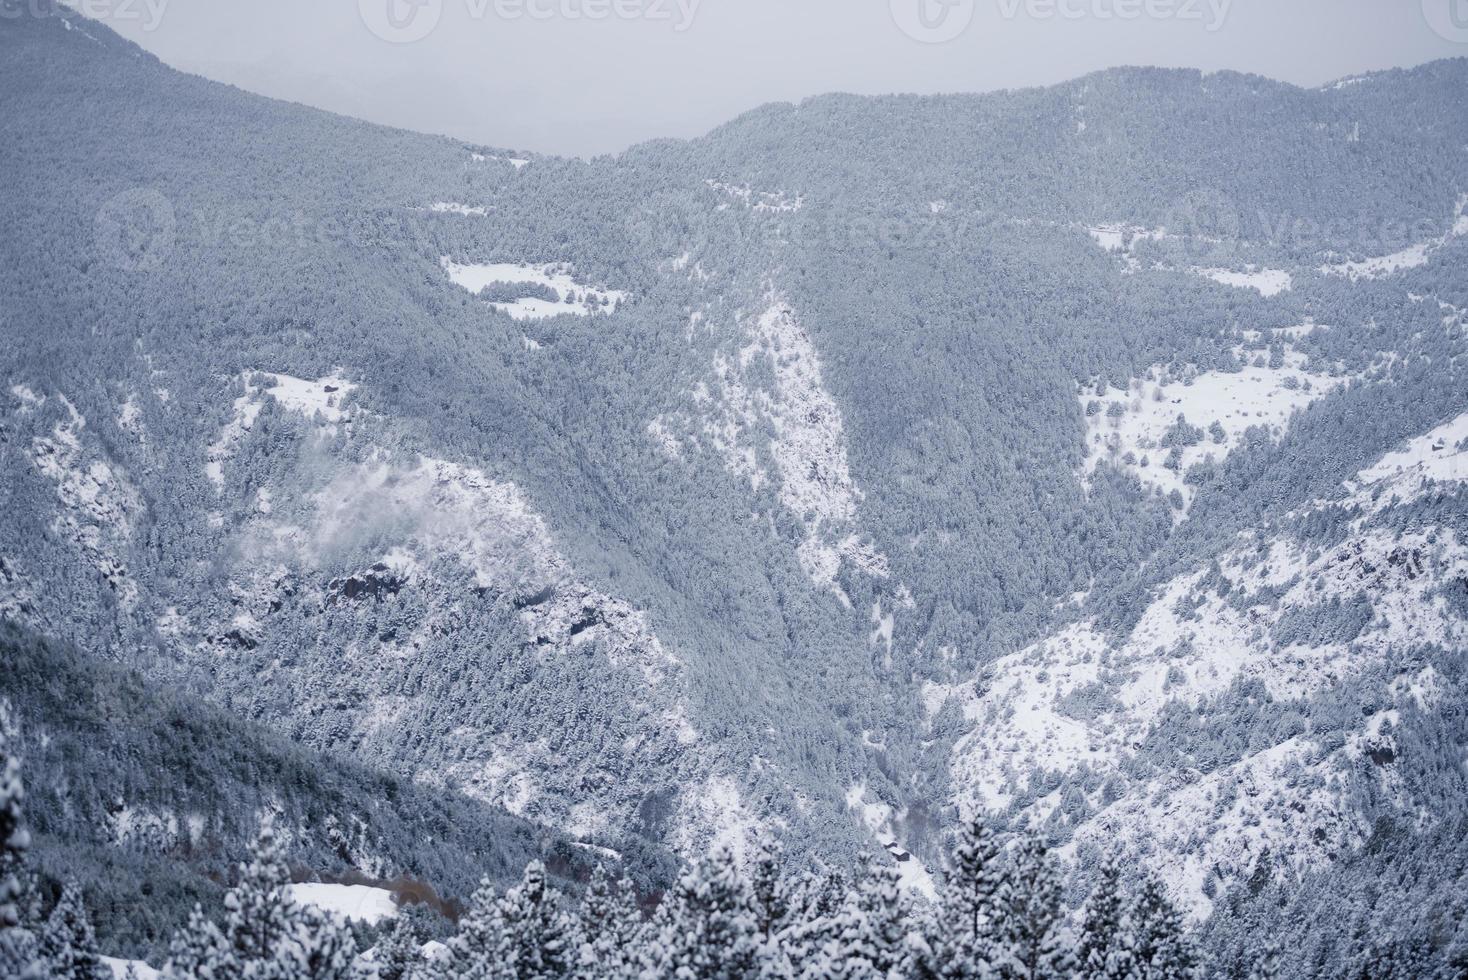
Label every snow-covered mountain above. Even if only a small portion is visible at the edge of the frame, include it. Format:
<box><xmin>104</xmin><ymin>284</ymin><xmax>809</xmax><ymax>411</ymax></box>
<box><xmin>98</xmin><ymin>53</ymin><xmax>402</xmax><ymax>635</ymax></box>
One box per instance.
<box><xmin>2</xmin><ymin>3</ymin><xmax>1467</xmax><ymax>969</ymax></box>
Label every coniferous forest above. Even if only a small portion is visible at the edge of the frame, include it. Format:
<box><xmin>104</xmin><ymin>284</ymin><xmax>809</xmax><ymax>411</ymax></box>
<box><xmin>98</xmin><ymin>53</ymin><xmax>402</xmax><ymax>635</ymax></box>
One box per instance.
<box><xmin>3</xmin><ymin>2</ymin><xmax>1468</xmax><ymax>977</ymax></box>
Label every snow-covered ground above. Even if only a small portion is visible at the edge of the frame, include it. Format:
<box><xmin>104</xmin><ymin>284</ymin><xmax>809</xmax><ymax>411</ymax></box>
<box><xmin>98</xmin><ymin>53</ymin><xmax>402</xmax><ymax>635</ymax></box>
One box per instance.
<box><xmin>203</xmin><ymin>376</ymin><xmax>697</xmax><ymax>833</ymax></box>
<box><xmin>1190</xmin><ymin>266</ymin><xmax>1292</xmax><ymax>297</ymax></box>
<box><xmin>659</xmin><ymin>300</ymin><xmax>889</xmax><ymax>599</ymax></box>
<box><xmin>843</xmin><ymin>783</ymin><xmax>938</xmax><ymax>900</ymax></box>
<box><xmin>103</xmin><ymin>956</ymin><xmax>160</xmax><ymax>979</ymax></box>
<box><xmin>284</xmin><ymin>883</ymin><xmax>398</xmax><ymax>925</ymax></box>
<box><xmin>706</xmin><ymin>180</ymin><xmax>804</xmax><ymax>213</ymax></box>
<box><xmin>1342</xmin><ymin>410</ymin><xmax>1468</xmax><ymax>511</ymax></box>
<box><xmin>949</xmin><ymin>415</ymin><xmax>1468</xmax><ymax>916</ymax></box>
<box><xmin>441</xmin><ymin>258</ymin><xmax>626</xmax><ymax>319</ymax></box>
<box><xmin>1080</xmin><ymin>348</ymin><xmax>1342</xmax><ymax>509</ymax></box>
<box><xmin>1320</xmin><ymin>194</ymin><xmax>1468</xmax><ymax>280</ymax></box>
<box><xmin>18</xmin><ymin>391</ymin><xmax>142</xmax><ymax>605</ymax></box>
<box><xmin>429</xmin><ymin>201</ymin><xmax>489</xmax><ymax>216</ymax></box>
<box><xmin>206</xmin><ymin>372</ymin><xmax>356</xmax><ymax>488</ymax></box>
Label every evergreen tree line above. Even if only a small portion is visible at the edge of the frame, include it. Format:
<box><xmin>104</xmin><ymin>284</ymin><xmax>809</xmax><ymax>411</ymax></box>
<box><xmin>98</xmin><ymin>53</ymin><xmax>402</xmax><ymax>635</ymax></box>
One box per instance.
<box><xmin>4</xmin><ymin>705</ymin><xmax>1218</xmax><ymax>979</ymax></box>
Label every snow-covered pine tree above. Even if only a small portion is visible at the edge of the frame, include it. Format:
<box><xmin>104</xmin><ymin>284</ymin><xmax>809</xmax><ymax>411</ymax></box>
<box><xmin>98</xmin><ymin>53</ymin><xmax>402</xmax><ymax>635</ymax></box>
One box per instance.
<box><xmin>1075</xmin><ymin>859</ymin><xmax>1132</xmax><ymax>980</ymax></box>
<box><xmin>1244</xmin><ymin>941</ymin><xmax>1280</xmax><ymax>980</ymax></box>
<box><xmin>750</xmin><ymin>843</ymin><xmax>789</xmax><ymax>941</ymax></box>
<box><xmin>940</xmin><ymin>816</ymin><xmax>1009</xmax><ymax>978</ymax></box>
<box><xmin>37</xmin><ymin>881</ymin><xmax>106</xmax><ymax>979</ymax></box>
<box><xmin>495</xmin><ymin>861</ymin><xmax>575</xmax><ymax>979</ymax></box>
<box><xmin>371</xmin><ymin>914</ymin><xmax>422</xmax><ymax>980</ymax></box>
<box><xmin>162</xmin><ymin>818</ymin><xmax>358</xmax><ymax>979</ymax></box>
<box><xmin>642</xmin><ymin>845</ymin><xmax>759</xmax><ymax>979</ymax></box>
<box><xmin>0</xmin><ymin>703</ymin><xmax>42</xmax><ymax>980</ymax></box>
<box><xmin>1001</xmin><ymin>837</ymin><xmax>1072</xmax><ymax>980</ymax></box>
<box><xmin>435</xmin><ymin>878</ymin><xmax>509</xmax><ymax>980</ymax></box>
<box><xmin>834</xmin><ymin>852</ymin><xmax>910</xmax><ymax>980</ymax></box>
<box><xmin>1129</xmin><ymin>876</ymin><xmax>1198</xmax><ymax>980</ymax></box>
<box><xmin>576</xmin><ymin>864</ymin><xmax>642</xmax><ymax>979</ymax></box>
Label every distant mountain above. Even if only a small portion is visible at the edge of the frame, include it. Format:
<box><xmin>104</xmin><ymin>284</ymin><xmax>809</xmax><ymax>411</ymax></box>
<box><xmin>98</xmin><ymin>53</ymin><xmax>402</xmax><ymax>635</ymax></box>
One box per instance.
<box><xmin>2</xmin><ymin>4</ymin><xmax>1466</xmax><ymax>973</ymax></box>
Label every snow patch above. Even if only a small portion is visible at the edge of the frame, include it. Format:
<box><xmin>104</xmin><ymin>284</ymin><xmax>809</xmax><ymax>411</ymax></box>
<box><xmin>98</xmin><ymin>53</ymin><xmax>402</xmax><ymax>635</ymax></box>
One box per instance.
<box><xmin>1320</xmin><ymin>195</ymin><xmax>1468</xmax><ymax>280</ymax></box>
<box><xmin>1190</xmin><ymin>266</ymin><xmax>1292</xmax><ymax>297</ymax></box>
<box><xmin>441</xmin><ymin>258</ymin><xmax>626</xmax><ymax>320</ymax></box>
<box><xmin>668</xmin><ymin>300</ymin><xmax>888</xmax><ymax>597</ymax></box>
<box><xmin>284</xmin><ymin>883</ymin><xmax>398</xmax><ymax>925</ymax></box>
<box><xmin>1080</xmin><ymin>351</ymin><xmax>1342</xmax><ymax>510</ymax></box>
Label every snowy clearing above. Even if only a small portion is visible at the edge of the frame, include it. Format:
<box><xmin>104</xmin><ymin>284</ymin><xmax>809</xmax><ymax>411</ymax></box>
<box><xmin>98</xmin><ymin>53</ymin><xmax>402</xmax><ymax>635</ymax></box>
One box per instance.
<box><xmin>104</xmin><ymin>957</ymin><xmax>160</xmax><ymax>979</ymax></box>
<box><xmin>1080</xmin><ymin>348</ymin><xmax>1342</xmax><ymax>509</ymax></box>
<box><xmin>206</xmin><ymin>372</ymin><xmax>356</xmax><ymax>488</ymax></box>
<box><xmin>1320</xmin><ymin>194</ymin><xmax>1468</xmax><ymax>280</ymax></box>
<box><xmin>1190</xmin><ymin>266</ymin><xmax>1292</xmax><ymax>297</ymax></box>
<box><xmin>429</xmin><ymin>202</ymin><xmax>489</xmax><ymax>217</ymax></box>
<box><xmin>440</xmin><ymin>258</ymin><xmax>626</xmax><ymax>320</ymax></box>
<box><xmin>284</xmin><ymin>883</ymin><xmax>398</xmax><ymax>925</ymax></box>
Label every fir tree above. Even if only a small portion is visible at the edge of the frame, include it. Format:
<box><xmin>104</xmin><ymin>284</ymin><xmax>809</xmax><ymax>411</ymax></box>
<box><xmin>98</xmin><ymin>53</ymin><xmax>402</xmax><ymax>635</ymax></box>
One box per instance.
<box><xmin>162</xmin><ymin>818</ymin><xmax>358</xmax><ymax>979</ymax></box>
<box><xmin>1001</xmin><ymin>837</ymin><xmax>1071</xmax><ymax>980</ymax></box>
<box><xmin>576</xmin><ymin>864</ymin><xmax>641</xmax><ymax>979</ymax></box>
<box><xmin>495</xmin><ymin>861</ymin><xmax>575</xmax><ymax>979</ymax></box>
<box><xmin>750</xmin><ymin>844</ymin><xmax>789</xmax><ymax>941</ymax></box>
<box><xmin>838</xmin><ymin>852</ymin><xmax>910</xmax><ymax>979</ymax></box>
<box><xmin>643</xmin><ymin>846</ymin><xmax>759</xmax><ymax>979</ymax></box>
<box><xmin>941</xmin><ymin>816</ymin><xmax>1009</xmax><ymax>979</ymax></box>
<box><xmin>437</xmin><ymin>878</ymin><xmax>510</xmax><ymax>980</ymax></box>
<box><xmin>38</xmin><ymin>881</ymin><xmax>106</xmax><ymax>980</ymax></box>
<box><xmin>0</xmin><ymin>705</ymin><xmax>41</xmax><ymax>980</ymax></box>
<box><xmin>373</xmin><ymin>913</ymin><xmax>422</xmax><ymax>980</ymax></box>
<box><xmin>1245</xmin><ymin>941</ymin><xmax>1280</xmax><ymax>980</ymax></box>
<box><xmin>1129</xmin><ymin>876</ymin><xmax>1198</xmax><ymax>980</ymax></box>
<box><xmin>1075</xmin><ymin>859</ymin><xmax>1132</xmax><ymax>980</ymax></box>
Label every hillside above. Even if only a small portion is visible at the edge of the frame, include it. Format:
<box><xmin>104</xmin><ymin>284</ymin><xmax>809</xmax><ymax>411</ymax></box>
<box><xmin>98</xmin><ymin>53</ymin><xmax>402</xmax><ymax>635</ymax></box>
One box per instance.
<box><xmin>0</xmin><ymin>620</ymin><xmax>673</xmax><ymax>962</ymax></box>
<box><xmin>1</xmin><ymin>5</ymin><xmax>1467</xmax><ymax>971</ymax></box>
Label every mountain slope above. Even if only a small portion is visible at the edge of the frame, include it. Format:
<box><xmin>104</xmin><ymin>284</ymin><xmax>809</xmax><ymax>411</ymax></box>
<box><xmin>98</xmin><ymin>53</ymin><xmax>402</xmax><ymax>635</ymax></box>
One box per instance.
<box><xmin>2</xmin><ymin>3</ymin><xmax>1466</xmax><ymax>941</ymax></box>
<box><xmin>0</xmin><ymin>620</ymin><xmax>671</xmax><ymax>962</ymax></box>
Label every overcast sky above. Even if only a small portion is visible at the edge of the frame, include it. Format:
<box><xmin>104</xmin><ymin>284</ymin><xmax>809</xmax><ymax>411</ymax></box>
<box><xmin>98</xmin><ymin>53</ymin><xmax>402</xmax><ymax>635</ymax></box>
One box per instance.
<box><xmin>77</xmin><ymin>0</ymin><xmax>1468</xmax><ymax>157</ymax></box>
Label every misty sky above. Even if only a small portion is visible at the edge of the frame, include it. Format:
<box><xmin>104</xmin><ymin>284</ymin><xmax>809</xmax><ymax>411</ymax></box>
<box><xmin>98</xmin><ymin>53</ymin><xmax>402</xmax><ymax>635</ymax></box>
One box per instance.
<box><xmin>76</xmin><ymin>0</ymin><xmax>1468</xmax><ymax>157</ymax></box>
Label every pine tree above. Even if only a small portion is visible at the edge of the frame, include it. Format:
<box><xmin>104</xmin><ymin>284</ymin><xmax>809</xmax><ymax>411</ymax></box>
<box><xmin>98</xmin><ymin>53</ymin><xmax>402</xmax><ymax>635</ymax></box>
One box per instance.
<box><xmin>1001</xmin><ymin>837</ymin><xmax>1072</xmax><ymax>980</ymax></box>
<box><xmin>576</xmin><ymin>864</ymin><xmax>641</xmax><ymax>979</ymax></box>
<box><xmin>835</xmin><ymin>852</ymin><xmax>910</xmax><ymax>980</ymax></box>
<box><xmin>163</xmin><ymin>818</ymin><xmax>358</xmax><ymax>979</ymax></box>
<box><xmin>940</xmin><ymin>816</ymin><xmax>1009</xmax><ymax>979</ymax></box>
<box><xmin>373</xmin><ymin>913</ymin><xmax>422</xmax><ymax>980</ymax></box>
<box><xmin>1075</xmin><ymin>859</ymin><xmax>1132</xmax><ymax>980</ymax></box>
<box><xmin>0</xmin><ymin>704</ymin><xmax>42</xmax><ymax>980</ymax></box>
<box><xmin>438</xmin><ymin>878</ymin><xmax>510</xmax><ymax>980</ymax></box>
<box><xmin>643</xmin><ymin>846</ymin><xmax>759</xmax><ymax>979</ymax></box>
<box><xmin>1245</xmin><ymin>941</ymin><xmax>1280</xmax><ymax>980</ymax></box>
<box><xmin>496</xmin><ymin>861</ymin><xmax>575</xmax><ymax>979</ymax></box>
<box><xmin>1129</xmin><ymin>876</ymin><xmax>1198</xmax><ymax>980</ymax></box>
<box><xmin>38</xmin><ymin>882</ymin><xmax>105</xmax><ymax>980</ymax></box>
<box><xmin>750</xmin><ymin>844</ymin><xmax>788</xmax><ymax>941</ymax></box>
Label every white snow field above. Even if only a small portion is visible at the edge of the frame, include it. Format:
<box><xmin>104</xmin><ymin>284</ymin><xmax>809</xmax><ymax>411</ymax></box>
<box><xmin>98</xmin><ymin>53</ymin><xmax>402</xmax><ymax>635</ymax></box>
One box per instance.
<box><xmin>104</xmin><ymin>957</ymin><xmax>160</xmax><ymax>979</ymax></box>
<box><xmin>429</xmin><ymin>201</ymin><xmax>489</xmax><ymax>216</ymax></box>
<box><xmin>1190</xmin><ymin>266</ymin><xmax>1293</xmax><ymax>297</ymax></box>
<box><xmin>1080</xmin><ymin>345</ymin><xmax>1342</xmax><ymax>509</ymax></box>
<box><xmin>440</xmin><ymin>258</ymin><xmax>626</xmax><ymax>320</ymax></box>
<box><xmin>284</xmin><ymin>882</ymin><xmax>399</xmax><ymax>925</ymax></box>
